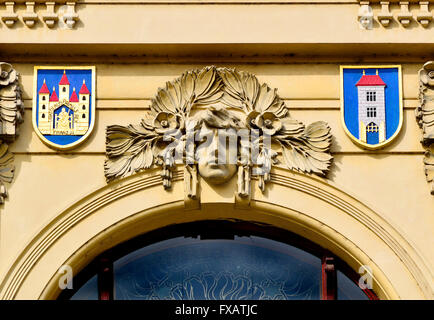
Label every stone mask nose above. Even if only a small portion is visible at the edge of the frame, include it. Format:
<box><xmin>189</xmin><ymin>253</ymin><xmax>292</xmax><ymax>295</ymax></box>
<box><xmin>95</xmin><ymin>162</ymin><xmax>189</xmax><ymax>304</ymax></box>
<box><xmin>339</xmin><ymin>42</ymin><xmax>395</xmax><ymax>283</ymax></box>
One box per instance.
<box><xmin>207</xmin><ymin>133</ymin><xmax>220</xmax><ymax>164</ymax></box>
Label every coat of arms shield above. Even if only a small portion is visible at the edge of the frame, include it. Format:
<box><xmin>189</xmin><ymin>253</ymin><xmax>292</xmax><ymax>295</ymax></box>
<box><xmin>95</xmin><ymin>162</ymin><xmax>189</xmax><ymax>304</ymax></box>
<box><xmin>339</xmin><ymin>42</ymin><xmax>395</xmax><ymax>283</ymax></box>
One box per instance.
<box><xmin>33</xmin><ymin>66</ymin><xmax>96</xmax><ymax>150</ymax></box>
<box><xmin>340</xmin><ymin>65</ymin><xmax>403</xmax><ymax>150</ymax></box>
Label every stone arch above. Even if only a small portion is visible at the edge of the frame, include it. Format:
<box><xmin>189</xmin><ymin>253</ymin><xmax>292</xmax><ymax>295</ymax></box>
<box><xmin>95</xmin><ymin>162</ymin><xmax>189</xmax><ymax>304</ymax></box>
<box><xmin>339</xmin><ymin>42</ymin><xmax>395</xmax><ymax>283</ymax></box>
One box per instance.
<box><xmin>0</xmin><ymin>167</ymin><xmax>432</xmax><ymax>300</ymax></box>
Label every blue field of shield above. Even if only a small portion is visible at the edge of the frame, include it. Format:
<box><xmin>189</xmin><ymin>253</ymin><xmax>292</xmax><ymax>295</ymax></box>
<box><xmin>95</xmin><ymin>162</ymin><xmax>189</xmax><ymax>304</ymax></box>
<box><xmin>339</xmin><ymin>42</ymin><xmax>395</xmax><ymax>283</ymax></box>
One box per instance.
<box><xmin>342</xmin><ymin>67</ymin><xmax>401</xmax><ymax>147</ymax></box>
<box><xmin>35</xmin><ymin>68</ymin><xmax>93</xmax><ymax>147</ymax></box>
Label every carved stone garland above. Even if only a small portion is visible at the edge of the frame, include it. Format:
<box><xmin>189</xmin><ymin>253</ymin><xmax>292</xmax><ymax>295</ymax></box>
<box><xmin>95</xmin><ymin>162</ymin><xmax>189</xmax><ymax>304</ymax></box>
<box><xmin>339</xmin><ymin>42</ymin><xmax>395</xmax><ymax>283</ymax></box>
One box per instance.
<box><xmin>416</xmin><ymin>61</ymin><xmax>434</xmax><ymax>195</ymax></box>
<box><xmin>0</xmin><ymin>62</ymin><xmax>24</xmax><ymax>204</ymax></box>
<box><xmin>104</xmin><ymin>67</ymin><xmax>333</xmax><ymax>204</ymax></box>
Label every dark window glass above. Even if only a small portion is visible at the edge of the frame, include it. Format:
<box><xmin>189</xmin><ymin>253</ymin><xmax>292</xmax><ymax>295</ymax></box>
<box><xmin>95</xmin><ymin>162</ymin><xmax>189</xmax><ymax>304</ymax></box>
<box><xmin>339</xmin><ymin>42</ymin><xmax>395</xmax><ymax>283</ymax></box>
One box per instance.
<box><xmin>367</xmin><ymin>107</ymin><xmax>377</xmax><ymax>118</ymax></box>
<box><xmin>337</xmin><ymin>270</ymin><xmax>369</xmax><ymax>300</ymax></box>
<box><xmin>59</xmin><ymin>222</ymin><xmax>377</xmax><ymax>301</ymax></box>
<box><xmin>70</xmin><ymin>274</ymin><xmax>98</xmax><ymax>300</ymax></box>
<box><xmin>366</xmin><ymin>91</ymin><xmax>376</xmax><ymax>102</ymax></box>
<box><xmin>114</xmin><ymin>236</ymin><xmax>321</xmax><ymax>300</ymax></box>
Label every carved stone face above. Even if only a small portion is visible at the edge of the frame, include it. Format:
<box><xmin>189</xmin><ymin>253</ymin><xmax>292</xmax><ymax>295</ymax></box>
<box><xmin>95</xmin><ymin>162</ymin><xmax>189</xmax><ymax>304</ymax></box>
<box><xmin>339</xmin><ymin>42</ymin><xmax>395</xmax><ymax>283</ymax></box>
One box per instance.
<box><xmin>196</xmin><ymin>124</ymin><xmax>237</xmax><ymax>185</ymax></box>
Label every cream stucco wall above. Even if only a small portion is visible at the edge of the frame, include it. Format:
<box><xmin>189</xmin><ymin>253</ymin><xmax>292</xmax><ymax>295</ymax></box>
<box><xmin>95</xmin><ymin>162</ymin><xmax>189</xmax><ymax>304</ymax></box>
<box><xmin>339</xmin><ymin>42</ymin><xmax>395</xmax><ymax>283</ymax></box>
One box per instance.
<box><xmin>0</xmin><ymin>0</ymin><xmax>433</xmax><ymax>299</ymax></box>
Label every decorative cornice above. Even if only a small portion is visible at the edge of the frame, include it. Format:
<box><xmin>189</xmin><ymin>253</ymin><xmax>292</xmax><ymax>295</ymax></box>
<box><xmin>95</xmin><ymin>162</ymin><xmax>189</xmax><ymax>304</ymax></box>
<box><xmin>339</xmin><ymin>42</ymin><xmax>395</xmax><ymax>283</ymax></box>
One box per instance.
<box><xmin>0</xmin><ymin>0</ymin><xmax>356</xmax><ymax>3</ymax></box>
<box><xmin>360</xmin><ymin>0</ymin><xmax>433</xmax><ymax>2</ymax></box>
<box><xmin>0</xmin><ymin>62</ymin><xmax>23</xmax><ymax>205</ymax></box>
<box><xmin>1</xmin><ymin>2</ymin><xmax>18</xmax><ymax>26</ymax></box>
<box><xmin>22</xmin><ymin>2</ymin><xmax>38</xmax><ymax>27</ymax></box>
<box><xmin>416</xmin><ymin>61</ymin><xmax>434</xmax><ymax>195</ymax></box>
<box><xmin>0</xmin><ymin>1</ymin><xmax>79</xmax><ymax>28</ymax></box>
<box><xmin>358</xmin><ymin>1</ymin><xmax>434</xmax><ymax>28</ymax></box>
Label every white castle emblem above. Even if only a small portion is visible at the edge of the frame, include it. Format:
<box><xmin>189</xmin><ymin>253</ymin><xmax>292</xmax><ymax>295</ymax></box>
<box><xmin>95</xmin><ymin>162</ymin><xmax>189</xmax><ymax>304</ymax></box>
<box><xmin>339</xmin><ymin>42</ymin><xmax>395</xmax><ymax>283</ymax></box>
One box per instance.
<box><xmin>356</xmin><ymin>69</ymin><xmax>386</xmax><ymax>143</ymax></box>
<box><xmin>37</xmin><ymin>70</ymin><xmax>90</xmax><ymax>135</ymax></box>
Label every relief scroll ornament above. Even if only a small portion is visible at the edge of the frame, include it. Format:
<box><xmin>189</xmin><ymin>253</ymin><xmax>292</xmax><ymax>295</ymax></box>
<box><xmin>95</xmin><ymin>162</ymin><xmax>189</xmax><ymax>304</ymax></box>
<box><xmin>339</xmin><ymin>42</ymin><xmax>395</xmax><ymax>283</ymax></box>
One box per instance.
<box><xmin>416</xmin><ymin>61</ymin><xmax>434</xmax><ymax>194</ymax></box>
<box><xmin>0</xmin><ymin>62</ymin><xmax>24</xmax><ymax>204</ymax></box>
<box><xmin>104</xmin><ymin>67</ymin><xmax>333</xmax><ymax>205</ymax></box>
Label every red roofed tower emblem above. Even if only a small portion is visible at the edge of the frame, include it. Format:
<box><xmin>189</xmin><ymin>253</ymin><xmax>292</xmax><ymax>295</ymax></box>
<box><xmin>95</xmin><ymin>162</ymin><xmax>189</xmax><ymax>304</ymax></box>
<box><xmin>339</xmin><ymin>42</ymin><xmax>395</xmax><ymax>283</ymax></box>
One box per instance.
<box><xmin>340</xmin><ymin>65</ymin><xmax>403</xmax><ymax>150</ymax></box>
<box><xmin>33</xmin><ymin>67</ymin><xmax>96</xmax><ymax>150</ymax></box>
<box><xmin>356</xmin><ymin>70</ymin><xmax>387</xmax><ymax>144</ymax></box>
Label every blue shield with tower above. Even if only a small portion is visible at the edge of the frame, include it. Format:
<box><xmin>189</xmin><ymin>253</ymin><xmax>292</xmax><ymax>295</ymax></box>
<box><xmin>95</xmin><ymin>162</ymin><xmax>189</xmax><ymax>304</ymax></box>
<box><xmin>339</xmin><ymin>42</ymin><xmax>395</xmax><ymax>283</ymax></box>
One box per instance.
<box><xmin>33</xmin><ymin>66</ymin><xmax>96</xmax><ymax>150</ymax></box>
<box><xmin>340</xmin><ymin>66</ymin><xmax>403</xmax><ymax>150</ymax></box>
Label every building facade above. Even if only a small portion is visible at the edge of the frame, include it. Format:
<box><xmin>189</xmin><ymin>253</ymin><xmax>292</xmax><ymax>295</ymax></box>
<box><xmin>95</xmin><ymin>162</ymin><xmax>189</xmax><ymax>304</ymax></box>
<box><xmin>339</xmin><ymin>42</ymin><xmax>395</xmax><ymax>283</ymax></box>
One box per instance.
<box><xmin>0</xmin><ymin>0</ymin><xmax>433</xmax><ymax>300</ymax></box>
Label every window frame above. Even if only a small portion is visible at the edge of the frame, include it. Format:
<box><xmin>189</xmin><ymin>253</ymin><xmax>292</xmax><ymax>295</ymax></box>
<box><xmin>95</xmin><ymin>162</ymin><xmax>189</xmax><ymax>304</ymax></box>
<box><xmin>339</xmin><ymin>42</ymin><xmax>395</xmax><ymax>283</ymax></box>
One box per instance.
<box><xmin>367</xmin><ymin>107</ymin><xmax>377</xmax><ymax>118</ymax></box>
<box><xmin>366</xmin><ymin>91</ymin><xmax>376</xmax><ymax>102</ymax></box>
<box><xmin>367</xmin><ymin>122</ymin><xmax>379</xmax><ymax>133</ymax></box>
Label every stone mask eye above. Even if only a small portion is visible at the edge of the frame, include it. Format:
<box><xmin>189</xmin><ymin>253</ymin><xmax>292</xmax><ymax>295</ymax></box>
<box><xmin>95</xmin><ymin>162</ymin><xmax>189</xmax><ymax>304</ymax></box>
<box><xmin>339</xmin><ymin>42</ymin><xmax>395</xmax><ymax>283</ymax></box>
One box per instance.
<box><xmin>428</xmin><ymin>71</ymin><xmax>434</xmax><ymax>78</ymax></box>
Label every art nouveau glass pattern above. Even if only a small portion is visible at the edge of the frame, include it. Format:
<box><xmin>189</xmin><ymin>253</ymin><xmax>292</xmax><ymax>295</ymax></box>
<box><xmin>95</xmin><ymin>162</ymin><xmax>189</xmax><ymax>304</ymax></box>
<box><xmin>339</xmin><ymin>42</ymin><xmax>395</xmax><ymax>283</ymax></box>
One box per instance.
<box><xmin>113</xmin><ymin>236</ymin><xmax>321</xmax><ymax>300</ymax></box>
<box><xmin>69</xmin><ymin>233</ymin><xmax>371</xmax><ymax>300</ymax></box>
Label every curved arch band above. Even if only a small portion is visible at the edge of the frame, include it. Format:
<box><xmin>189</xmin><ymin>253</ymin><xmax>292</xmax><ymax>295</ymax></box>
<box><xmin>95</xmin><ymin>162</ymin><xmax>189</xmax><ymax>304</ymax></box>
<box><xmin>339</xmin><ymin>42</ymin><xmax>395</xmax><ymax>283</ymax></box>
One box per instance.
<box><xmin>0</xmin><ymin>167</ymin><xmax>432</xmax><ymax>300</ymax></box>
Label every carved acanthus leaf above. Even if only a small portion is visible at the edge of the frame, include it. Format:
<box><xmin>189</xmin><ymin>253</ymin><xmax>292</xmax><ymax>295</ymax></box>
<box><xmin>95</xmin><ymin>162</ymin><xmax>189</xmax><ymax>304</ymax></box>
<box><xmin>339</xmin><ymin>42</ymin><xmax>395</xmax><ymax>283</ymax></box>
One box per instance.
<box><xmin>104</xmin><ymin>124</ymin><xmax>159</xmax><ymax>181</ymax></box>
<box><xmin>277</xmin><ymin>121</ymin><xmax>332</xmax><ymax>176</ymax></box>
<box><xmin>151</xmin><ymin>67</ymin><xmax>223</xmax><ymax>117</ymax></box>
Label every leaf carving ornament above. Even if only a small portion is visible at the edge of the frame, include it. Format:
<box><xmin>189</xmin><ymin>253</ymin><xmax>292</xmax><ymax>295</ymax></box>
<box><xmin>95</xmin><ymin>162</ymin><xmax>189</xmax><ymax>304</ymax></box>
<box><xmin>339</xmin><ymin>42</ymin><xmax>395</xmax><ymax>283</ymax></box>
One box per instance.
<box><xmin>0</xmin><ymin>62</ymin><xmax>22</xmax><ymax>205</ymax></box>
<box><xmin>105</xmin><ymin>66</ymin><xmax>333</xmax><ymax>198</ymax></box>
<box><xmin>417</xmin><ymin>61</ymin><xmax>434</xmax><ymax>194</ymax></box>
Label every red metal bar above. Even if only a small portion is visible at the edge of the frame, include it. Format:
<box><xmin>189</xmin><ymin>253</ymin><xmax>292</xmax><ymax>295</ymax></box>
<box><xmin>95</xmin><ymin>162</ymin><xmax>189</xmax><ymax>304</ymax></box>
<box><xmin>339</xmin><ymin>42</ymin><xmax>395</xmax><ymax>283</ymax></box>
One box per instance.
<box><xmin>321</xmin><ymin>255</ymin><xmax>337</xmax><ymax>300</ymax></box>
<box><xmin>98</xmin><ymin>257</ymin><xmax>113</xmax><ymax>300</ymax></box>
